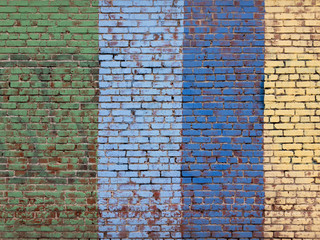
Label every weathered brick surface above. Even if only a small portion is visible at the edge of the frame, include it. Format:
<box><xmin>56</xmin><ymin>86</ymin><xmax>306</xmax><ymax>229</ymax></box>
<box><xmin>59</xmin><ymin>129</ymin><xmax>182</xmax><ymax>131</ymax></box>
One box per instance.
<box><xmin>4</xmin><ymin>0</ymin><xmax>320</xmax><ymax>239</ymax></box>
<box><xmin>97</xmin><ymin>0</ymin><xmax>183</xmax><ymax>239</ymax></box>
<box><xmin>182</xmin><ymin>0</ymin><xmax>264</xmax><ymax>239</ymax></box>
<box><xmin>264</xmin><ymin>0</ymin><xmax>320</xmax><ymax>239</ymax></box>
<box><xmin>0</xmin><ymin>0</ymin><xmax>99</xmax><ymax>238</ymax></box>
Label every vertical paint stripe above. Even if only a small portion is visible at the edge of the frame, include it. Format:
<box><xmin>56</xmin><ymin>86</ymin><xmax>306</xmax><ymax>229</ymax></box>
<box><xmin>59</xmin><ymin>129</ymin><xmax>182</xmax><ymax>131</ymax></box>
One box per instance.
<box><xmin>0</xmin><ymin>1</ymin><xmax>99</xmax><ymax>238</ymax></box>
<box><xmin>264</xmin><ymin>1</ymin><xmax>320</xmax><ymax>239</ymax></box>
<box><xmin>182</xmin><ymin>0</ymin><xmax>264</xmax><ymax>238</ymax></box>
<box><xmin>97</xmin><ymin>0</ymin><xmax>184</xmax><ymax>239</ymax></box>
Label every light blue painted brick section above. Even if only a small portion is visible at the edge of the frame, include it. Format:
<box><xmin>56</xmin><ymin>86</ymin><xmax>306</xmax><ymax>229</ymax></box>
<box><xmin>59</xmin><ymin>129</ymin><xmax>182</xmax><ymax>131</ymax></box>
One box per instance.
<box><xmin>98</xmin><ymin>0</ymin><xmax>184</xmax><ymax>239</ymax></box>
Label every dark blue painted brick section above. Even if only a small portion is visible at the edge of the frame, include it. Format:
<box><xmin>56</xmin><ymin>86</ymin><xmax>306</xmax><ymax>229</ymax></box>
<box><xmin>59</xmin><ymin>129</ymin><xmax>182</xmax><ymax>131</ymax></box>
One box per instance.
<box><xmin>182</xmin><ymin>0</ymin><xmax>264</xmax><ymax>239</ymax></box>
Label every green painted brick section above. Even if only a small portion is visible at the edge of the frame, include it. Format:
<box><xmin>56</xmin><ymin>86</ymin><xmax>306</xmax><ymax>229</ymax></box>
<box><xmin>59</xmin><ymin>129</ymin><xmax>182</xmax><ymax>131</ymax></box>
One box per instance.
<box><xmin>0</xmin><ymin>0</ymin><xmax>99</xmax><ymax>239</ymax></box>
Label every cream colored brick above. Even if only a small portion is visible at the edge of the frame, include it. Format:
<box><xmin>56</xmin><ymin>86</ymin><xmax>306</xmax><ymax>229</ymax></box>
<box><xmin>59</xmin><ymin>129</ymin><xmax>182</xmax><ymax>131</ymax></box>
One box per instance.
<box><xmin>286</xmin><ymin>198</ymin><xmax>297</xmax><ymax>204</ymax></box>
<box><xmin>297</xmin><ymin>198</ymin><xmax>315</xmax><ymax>205</ymax></box>
<box><xmin>306</xmin><ymin>225</ymin><xmax>320</xmax><ymax>232</ymax></box>
<box><xmin>264</xmin><ymin>130</ymin><xmax>283</xmax><ymax>136</ymax></box>
<box><xmin>296</xmin><ymin>27</ymin><xmax>315</xmax><ymax>34</ymax></box>
<box><xmin>283</xmin><ymin>144</ymin><xmax>302</xmax><ymax>150</ymax></box>
<box><xmin>268</xmin><ymin>157</ymin><xmax>280</xmax><ymax>163</ymax></box>
<box><xmin>285</xmin><ymin>171</ymin><xmax>305</xmax><ymax>178</ymax></box>
<box><xmin>265</xmin><ymin>171</ymin><xmax>285</xmax><ymax>178</ymax></box>
<box><xmin>285</xmin><ymin>102</ymin><xmax>305</xmax><ymax>109</ymax></box>
<box><xmin>306</xmin><ymin>20</ymin><xmax>320</xmax><ymax>26</ymax></box>
<box><xmin>274</xmin><ymin>232</ymin><xmax>294</xmax><ymax>238</ymax></box>
<box><xmin>295</xmin><ymin>123</ymin><xmax>315</xmax><ymax>129</ymax></box>
<box><xmin>311</xmin><ymin>74</ymin><xmax>320</xmax><ymax>80</ymax></box>
<box><xmin>285</xmin><ymin>89</ymin><xmax>305</xmax><ymax>95</ymax></box>
<box><xmin>295</xmin><ymin>95</ymin><xmax>315</xmax><ymax>101</ymax></box>
<box><xmin>305</xmin><ymin>102</ymin><xmax>319</xmax><ymax>108</ymax></box>
<box><xmin>291</xmin><ymin>157</ymin><xmax>304</xmax><ymax>163</ymax></box>
<box><xmin>276</xmin><ymin>68</ymin><xmax>296</xmax><ymax>74</ymax></box>
<box><xmin>272</xmin><ymin>164</ymin><xmax>293</xmax><ymax>171</ymax></box>
<box><xmin>265</xmin><ymin>225</ymin><xmax>284</xmax><ymax>232</ymax></box>
<box><xmin>290</xmin><ymin>116</ymin><xmax>300</xmax><ymax>122</ymax></box>
<box><xmin>289</xmin><ymin>74</ymin><xmax>300</xmax><ymax>80</ymax></box>
<box><xmin>293</xmin><ymin>218</ymin><xmax>313</xmax><ymax>225</ymax></box>
<box><xmin>275</xmin><ymin>110</ymin><xmax>295</xmax><ymax>116</ymax></box>
<box><xmin>303</xmin><ymin>144</ymin><xmax>320</xmax><ymax>150</ymax></box>
<box><xmin>265</xmin><ymin>191</ymin><xmax>277</xmax><ymax>198</ymax></box>
<box><xmin>284</xmin><ymin>130</ymin><xmax>303</xmax><ymax>136</ymax></box>
<box><xmin>284</xmin><ymin>185</ymin><xmax>306</xmax><ymax>191</ymax></box>
<box><xmin>265</xmin><ymin>211</ymin><xmax>285</xmax><ymax>218</ymax></box>
<box><xmin>284</xmin><ymin>225</ymin><xmax>305</xmax><ymax>231</ymax></box>
<box><xmin>267</xmin><ymin>102</ymin><xmax>285</xmax><ymax>109</ymax></box>
<box><xmin>275</xmin><ymin>88</ymin><xmax>286</xmax><ymax>94</ymax></box>
<box><xmin>295</xmin><ymin>150</ymin><xmax>314</xmax><ymax>157</ymax></box>
<box><xmin>274</xmin><ymin>137</ymin><xmax>293</xmax><ymax>143</ymax></box>
<box><xmin>307</xmin><ymin>88</ymin><xmax>319</xmax><ymax>94</ymax></box>
<box><xmin>278</xmin><ymin>53</ymin><xmax>298</xmax><ymax>60</ymax></box>
<box><xmin>293</xmin><ymin>40</ymin><xmax>313</xmax><ymax>47</ymax></box>
<box><xmin>266</xmin><ymin>61</ymin><xmax>285</xmax><ymax>67</ymax></box>
<box><xmin>294</xmin><ymin>204</ymin><xmax>313</xmax><ymax>211</ymax></box>
<box><xmin>300</xmin><ymin>116</ymin><xmax>311</xmax><ymax>122</ymax></box>
<box><xmin>280</xmin><ymin>117</ymin><xmax>290</xmax><ymax>123</ymax></box>
<box><xmin>296</xmin><ymin>67</ymin><xmax>316</xmax><ymax>74</ymax></box>
<box><xmin>270</xmin><ymin>116</ymin><xmax>280</xmax><ymax>122</ymax></box>
<box><xmin>284</xmin><ymin>47</ymin><xmax>305</xmax><ymax>53</ymax></box>
<box><xmin>297</xmin><ymin>53</ymin><xmax>317</xmax><ymax>60</ymax></box>
<box><xmin>265</xmin><ymin>144</ymin><xmax>282</xmax><ymax>150</ymax></box>
<box><xmin>271</xmin><ymin>217</ymin><xmax>292</xmax><ymax>225</ymax></box>
<box><xmin>277</xmin><ymin>191</ymin><xmax>296</xmax><ymax>197</ymax></box>
<box><xmin>274</xmin><ymin>150</ymin><xmax>294</xmax><ymax>157</ymax></box>
<box><xmin>294</xmin><ymin>232</ymin><xmax>316</xmax><ymax>238</ymax></box>
<box><xmin>275</xmin><ymin>26</ymin><xmax>295</xmax><ymax>33</ymax></box>
<box><xmin>265</xmin><ymin>67</ymin><xmax>275</xmax><ymax>74</ymax></box>
<box><xmin>305</xmin><ymin>171</ymin><xmax>320</xmax><ymax>177</ymax></box>
<box><xmin>267</xmin><ymin>47</ymin><xmax>284</xmax><ymax>53</ymax></box>
<box><xmin>274</xmin><ymin>123</ymin><xmax>295</xmax><ymax>129</ymax></box>
<box><xmin>276</xmin><ymin>95</ymin><xmax>295</xmax><ymax>101</ymax></box>
<box><xmin>285</xmin><ymin>60</ymin><xmax>305</xmax><ymax>67</ymax></box>
<box><xmin>293</xmin><ymin>164</ymin><xmax>313</xmax><ymax>171</ymax></box>
<box><xmin>265</xmin><ymin>185</ymin><xmax>284</xmax><ymax>191</ymax></box>
<box><xmin>295</xmin><ymin>178</ymin><xmax>315</xmax><ymax>184</ymax></box>
<box><xmin>305</xmin><ymin>130</ymin><xmax>320</xmax><ymax>135</ymax></box>
<box><xmin>306</xmin><ymin>60</ymin><xmax>320</xmax><ymax>66</ymax></box>
<box><xmin>275</xmin><ymin>177</ymin><xmax>294</xmax><ymax>185</ymax></box>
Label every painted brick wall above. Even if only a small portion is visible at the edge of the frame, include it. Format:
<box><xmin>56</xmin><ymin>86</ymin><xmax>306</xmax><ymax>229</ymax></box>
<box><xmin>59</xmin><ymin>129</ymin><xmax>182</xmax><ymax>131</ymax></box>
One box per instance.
<box><xmin>97</xmin><ymin>0</ymin><xmax>183</xmax><ymax>239</ymax></box>
<box><xmin>182</xmin><ymin>0</ymin><xmax>264</xmax><ymax>238</ymax></box>
<box><xmin>0</xmin><ymin>0</ymin><xmax>99</xmax><ymax>238</ymax></box>
<box><xmin>264</xmin><ymin>0</ymin><xmax>320</xmax><ymax>239</ymax></box>
<box><xmin>3</xmin><ymin>0</ymin><xmax>320</xmax><ymax>239</ymax></box>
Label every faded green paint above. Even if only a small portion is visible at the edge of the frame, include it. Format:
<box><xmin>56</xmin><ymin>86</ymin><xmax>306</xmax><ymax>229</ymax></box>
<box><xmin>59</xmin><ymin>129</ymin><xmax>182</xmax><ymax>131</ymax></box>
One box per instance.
<box><xmin>0</xmin><ymin>0</ymin><xmax>99</xmax><ymax>238</ymax></box>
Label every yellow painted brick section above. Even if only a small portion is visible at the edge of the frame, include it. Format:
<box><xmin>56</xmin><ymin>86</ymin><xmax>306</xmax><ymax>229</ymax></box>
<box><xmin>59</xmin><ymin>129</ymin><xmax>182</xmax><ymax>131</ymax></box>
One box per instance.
<box><xmin>264</xmin><ymin>1</ymin><xmax>320</xmax><ymax>239</ymax></box>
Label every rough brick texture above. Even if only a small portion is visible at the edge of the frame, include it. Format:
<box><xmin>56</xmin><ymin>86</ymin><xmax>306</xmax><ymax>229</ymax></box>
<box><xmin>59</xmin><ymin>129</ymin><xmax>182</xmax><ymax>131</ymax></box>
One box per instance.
<box><xmin>182</xmin><ymin>0</ymin><xmax>264</xmax><ymax>239</ymax></box>
<box><xmin>0</xmin><ymin>0</ymin><xmax>99</xmax><ymax>238</ymax></box>
<box><xmin>5</xmin><ymin>0</ymin><xmax>320</xmax><ymax>239</ymax></box>
<box><xmin>264</xmin><ymin>0</ymin><xmax>320</xmax><ymax>239</ymax></box>
<box><xmin>97</xmin><ymin>0</ymin><xmax>183</xmax><ymax>239</ymax></box>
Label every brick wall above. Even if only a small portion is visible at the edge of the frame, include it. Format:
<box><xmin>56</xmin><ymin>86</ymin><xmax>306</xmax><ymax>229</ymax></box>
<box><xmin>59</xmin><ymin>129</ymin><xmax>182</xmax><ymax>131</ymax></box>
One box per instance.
<box><xmin>0</xmin><ymin>0</ymin><xmax>99</xmax><ymax>238</ymax></box>
<box><xmin>264</xmin><ymin>0</ymin><xmax>320</xmax><ymax>239</ymax></box>
<box><xmin>182</xmin><ymin>0</ymin><xmax>264</xmax><ymax>238</ymax></box>
<box><xmin>97</xmin><ymin>0</ymin><xmax>183</xmax><ymax>239</ymax></box>
<box><xmin>2</xmin><ymin>0</ymin><xmax>320</xmax><ymax>239</ymax></box>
